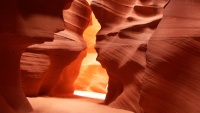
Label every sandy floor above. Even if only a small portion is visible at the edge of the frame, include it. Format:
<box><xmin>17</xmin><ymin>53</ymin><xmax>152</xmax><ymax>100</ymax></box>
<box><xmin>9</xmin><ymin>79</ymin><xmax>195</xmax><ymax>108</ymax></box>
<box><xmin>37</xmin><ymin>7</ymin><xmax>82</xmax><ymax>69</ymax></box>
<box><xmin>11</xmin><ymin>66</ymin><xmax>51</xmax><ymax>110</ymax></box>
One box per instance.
<box><xmin>28</xmin><ymin>91</ymin><xmax>133</xmax><ymax>113</ymax></box>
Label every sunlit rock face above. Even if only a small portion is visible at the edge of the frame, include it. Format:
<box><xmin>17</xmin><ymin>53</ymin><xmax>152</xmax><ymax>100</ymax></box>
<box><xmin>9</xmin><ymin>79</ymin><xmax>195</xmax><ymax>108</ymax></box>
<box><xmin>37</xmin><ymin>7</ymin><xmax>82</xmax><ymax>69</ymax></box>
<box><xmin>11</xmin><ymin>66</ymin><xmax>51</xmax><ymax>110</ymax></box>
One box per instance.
<box><xmin>21</xmin><ymin>0</ymin><xmax>92</xmax><ymax>97</ymax></box>
<box><xmin>91</xmin><ymin>0</ymin><xmax>168</xmax><ymax>112</ymax></box>
<box><xmin>140</xmin><ymin>0</ymin><xmax>200</xmax><ymax>113</ymax></box>
<box><xmin>0</xmin><ymin>0</ymin><xmax>73</xmax><ymax>112</ymax></box>
<box><xmin>74</xmin><ymin>3</ymin><xmax>108</xmax><ymax>94</ymax></box>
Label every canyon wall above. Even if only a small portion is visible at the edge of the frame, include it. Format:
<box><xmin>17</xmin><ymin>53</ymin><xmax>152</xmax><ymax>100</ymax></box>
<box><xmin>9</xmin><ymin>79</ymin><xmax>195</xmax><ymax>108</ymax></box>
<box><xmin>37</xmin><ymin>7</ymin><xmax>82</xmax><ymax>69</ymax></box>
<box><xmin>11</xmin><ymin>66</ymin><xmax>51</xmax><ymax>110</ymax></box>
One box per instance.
<box><xmin>20</xmin><ymin>0</ymin><xmax>92</xmax><ymax>97</ymax></box>
<box><xmin>91</xmin><ymin>0</ymin><xmax>169</xmax><ymax>112</ymax></box>
<box><xmin>74</xmin><ymin>9</ymin><xmax>108</xmax><ymax>93</ymax></box>
<box><xmin>139</xmin><ymin>0</ymin><xmax>200</xmax><ymax>113</ymax></box>
<box><xmin>92</xmin><ymin>0</ymin><xmax>200</xmax><ymax>113</ymax></box>
<box><xmin>0</xmin><ymin>0</ymin><xmax>73</xmax><ymax>112</ymax></box>
<box><xmin>1</xmin><ymin>0</ymin><xmax>200</xmax><ymax>113</ymax></box>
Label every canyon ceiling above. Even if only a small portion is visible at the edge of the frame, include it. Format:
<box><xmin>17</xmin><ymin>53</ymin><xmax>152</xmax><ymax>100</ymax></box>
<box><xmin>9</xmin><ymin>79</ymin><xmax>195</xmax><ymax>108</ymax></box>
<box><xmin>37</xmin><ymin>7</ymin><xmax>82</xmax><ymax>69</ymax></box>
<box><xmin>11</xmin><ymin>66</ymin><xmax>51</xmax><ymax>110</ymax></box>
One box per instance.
<box><xmin>0</xmin><ymin>0</ymin><xmax>200</xmax><ymax>113</ymax></box>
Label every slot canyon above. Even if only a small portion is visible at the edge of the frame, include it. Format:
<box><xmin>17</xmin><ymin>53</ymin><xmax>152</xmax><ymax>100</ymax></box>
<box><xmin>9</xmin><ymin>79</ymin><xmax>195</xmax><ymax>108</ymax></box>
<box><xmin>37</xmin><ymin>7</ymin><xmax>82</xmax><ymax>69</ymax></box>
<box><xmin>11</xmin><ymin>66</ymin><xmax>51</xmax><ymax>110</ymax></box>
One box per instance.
<box><xmin>0</xmin><ymin>0</ymin><xmax>200</xmax><ymax>113</ymax></box>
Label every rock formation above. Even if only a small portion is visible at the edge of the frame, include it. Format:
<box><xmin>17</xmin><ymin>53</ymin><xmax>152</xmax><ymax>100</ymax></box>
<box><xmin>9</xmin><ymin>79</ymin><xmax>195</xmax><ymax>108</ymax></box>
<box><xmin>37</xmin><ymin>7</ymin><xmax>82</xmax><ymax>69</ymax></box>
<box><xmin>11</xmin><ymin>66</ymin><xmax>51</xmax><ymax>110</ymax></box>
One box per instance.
<box><xmin>1</xmin><ymin>0</ymin><xmax>200</xmax><ymax>112</ymax></box>
<box><xmin>140</xmin><ymin>0</ymin><xmax>200</xmax><ymax>113</ymax></box>
<box><xmin>74</xmin><ymin>2</ymin><xmax>108</xmax><ymax>93</ymax></box>
<box><xmin>91</xmin><ymin>0</ymin><xmax>168</xmax><ymax>112</ymax></box>
<box><xmin>20</xmin><ymin>0</ymin><xmax>92</xmax><ymax>97</ymax></box>
<box><xmin>0</xmin><ymin>0</ymin><xmax>73</xmax><ymax>112</ymax></box>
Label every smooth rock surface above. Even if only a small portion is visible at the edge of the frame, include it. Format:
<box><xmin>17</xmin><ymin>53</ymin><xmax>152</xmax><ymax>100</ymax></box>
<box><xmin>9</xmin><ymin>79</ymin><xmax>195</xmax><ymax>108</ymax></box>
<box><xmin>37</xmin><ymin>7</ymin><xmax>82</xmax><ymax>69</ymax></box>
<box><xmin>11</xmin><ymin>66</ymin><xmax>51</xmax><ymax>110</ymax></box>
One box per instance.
<box><xmin>91</xmin><ymin>0</ymin><xmax>168</xmax><ymax>112</ymax></box>
<box><xmin>140</xmin><ymin>0</ymin><xmax>200</xmax><ymax>113</ymax></box>
<box><xmin>20</xmin><ymin>0</ymin><xmax>92</xmax><ymax>97</ymax></box>
<box><xmin>0</xmin><ymin>0</ymin><xmax>73</xmax><ymax>112</ymax></box>
<box><xmin>74</xmin><ymin>5</ymin><xmax>108</xmax><ymax>93</ymax></box>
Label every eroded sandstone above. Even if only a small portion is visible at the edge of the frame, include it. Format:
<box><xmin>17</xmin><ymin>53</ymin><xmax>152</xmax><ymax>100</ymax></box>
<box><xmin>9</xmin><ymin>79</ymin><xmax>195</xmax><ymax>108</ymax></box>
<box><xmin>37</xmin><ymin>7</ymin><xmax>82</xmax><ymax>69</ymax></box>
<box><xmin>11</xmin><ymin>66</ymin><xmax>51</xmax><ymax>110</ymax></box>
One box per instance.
<box><xmin>0</xmin><ymin>0</ymin><xmax>73</xmax><ymax>112</ymax></box>
<box><xmin>91</xmin><ymin>0</ymin><xmax>168</xmax><ymax>112</ymax></box>
<box><xmin>20</xmin><ymin>0</ymin><xmax>92</xmax><ymax>97</ymax></box>
<box><xmin>140</xmin><ymin>0</ymin><xmax>200</xmax><ymax>113</ymax></box>
<box><xmin>1</xmin><ymin>0</ymin><xmax>200</xmax><ymax>113</ymax></box>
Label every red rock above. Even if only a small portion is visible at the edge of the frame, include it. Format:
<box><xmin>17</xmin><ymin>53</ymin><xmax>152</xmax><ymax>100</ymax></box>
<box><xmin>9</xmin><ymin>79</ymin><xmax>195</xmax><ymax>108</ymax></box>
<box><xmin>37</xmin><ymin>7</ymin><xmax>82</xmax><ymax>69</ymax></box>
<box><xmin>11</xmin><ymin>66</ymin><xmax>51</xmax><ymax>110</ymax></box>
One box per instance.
<box><xmin>1</xmin><ymin>0</ymin><xmax>200</xmax><ymax>113</ymax></box>
<box><xmin>0</xmin><ymin>0</ymin><xmax>73</xmax><ymax>112</ymax></box>
<box><xmin>91</xmin><ymin>0</ymin><xmax>168</xmax><ymax>112</ymax></box>
<box><xmin>74</xmin><ymin>9</ymin><xmax>108</xmax><ymax>94</ymax></box>
<box><xmin>140</xmin><ymin>0</ymin><xmax>200</xmax><ymax>113</ymax></box>
<box><xmin>20</xmin><ymin>0</ymin><xmax>92</xmax><ymax>97</ymax></box>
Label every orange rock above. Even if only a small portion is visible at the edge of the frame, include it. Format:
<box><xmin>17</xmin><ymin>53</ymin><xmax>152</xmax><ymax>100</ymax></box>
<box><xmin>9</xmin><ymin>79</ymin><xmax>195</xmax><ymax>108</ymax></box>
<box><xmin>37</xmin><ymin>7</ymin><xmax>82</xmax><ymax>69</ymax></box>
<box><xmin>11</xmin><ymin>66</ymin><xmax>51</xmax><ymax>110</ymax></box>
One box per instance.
<box><xmin>21</xmin><ymin>0</ymin><xmax>92</xmax><ymax>97</ymax></box>
<box><xmin>91</xmin><ymin>0</ymin><xmax>168</xmax><ymax>112</ymax></box>
<box><xmin>0</xmin><ymin>0</ymin><xmax>73</xmax><ymax>112</ymax></box>
<box><xmin>140</xmin><ymin>0</ymin><xmax>200</xmax><ymax>113</ymax></box>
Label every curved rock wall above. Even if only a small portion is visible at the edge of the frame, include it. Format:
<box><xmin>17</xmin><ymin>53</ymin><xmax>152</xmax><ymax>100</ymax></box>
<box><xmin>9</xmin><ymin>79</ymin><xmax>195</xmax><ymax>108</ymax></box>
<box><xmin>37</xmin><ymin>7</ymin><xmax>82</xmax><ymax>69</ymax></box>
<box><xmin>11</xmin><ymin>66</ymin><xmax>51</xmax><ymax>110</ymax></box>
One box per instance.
<box><xmin>74</xmin><ymin>5</ymin><xmax>108</xmax><ymax>94</ymax></box>
<box><xmin>20</xmin><ymin>0</ymin><xmax>92</xmax><ymax>97</ymax></box>
<box><xmin>0</xmin><ymin>0</ymin><xmax>73</xmax><ymax>112</ymax></box>
<box><xmin>91</xmin><ymin>0</ymin><xmax>168</xmax><ymax>112</ymax></box>
<box><xmin>1</xmin><ymin>0</ymin><xmax>200</xmax><ymax>112</ymax></box>
<box><xmin>140</xmin><ymin>0</ymin><xmax>200</xmax><ymax>113</ymax></box>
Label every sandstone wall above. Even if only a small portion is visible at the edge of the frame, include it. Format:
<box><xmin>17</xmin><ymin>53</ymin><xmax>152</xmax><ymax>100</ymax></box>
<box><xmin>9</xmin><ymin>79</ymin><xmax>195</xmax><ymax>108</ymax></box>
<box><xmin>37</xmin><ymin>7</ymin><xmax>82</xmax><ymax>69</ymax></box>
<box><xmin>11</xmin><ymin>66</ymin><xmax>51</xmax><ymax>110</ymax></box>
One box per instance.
<box><xmin>0</xmin><ymin>0</ymin><xmax>73</xmax><ymax>112</ymax></box>
<box><xmin>91</xmin><ymin>0</ymin><xmax>168</xmax><ymax>112</ymax></box>
<box><xmin>20</xmin><ymin>0</ymin><xmax>92</xmax><ymax>97</ymax></box>
<box><xmin>1</xmin><ymin>0</ymin><xmax>200</xmax><ymax>113</ymax></box>
<box><xmin>140</xmin><ymin>0</ymin><xmax>200</xmax><ymax>113</ymax></box>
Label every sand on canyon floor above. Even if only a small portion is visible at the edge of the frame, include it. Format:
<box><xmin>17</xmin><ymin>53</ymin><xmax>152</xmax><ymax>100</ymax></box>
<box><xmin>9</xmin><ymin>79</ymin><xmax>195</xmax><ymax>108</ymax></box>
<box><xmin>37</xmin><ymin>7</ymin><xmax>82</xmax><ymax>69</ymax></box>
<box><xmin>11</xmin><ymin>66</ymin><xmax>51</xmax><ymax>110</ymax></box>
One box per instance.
<box><xmin>28</xmin><ymin>91</ymin><xmax>133</xmax><ymax>113</ymax></box>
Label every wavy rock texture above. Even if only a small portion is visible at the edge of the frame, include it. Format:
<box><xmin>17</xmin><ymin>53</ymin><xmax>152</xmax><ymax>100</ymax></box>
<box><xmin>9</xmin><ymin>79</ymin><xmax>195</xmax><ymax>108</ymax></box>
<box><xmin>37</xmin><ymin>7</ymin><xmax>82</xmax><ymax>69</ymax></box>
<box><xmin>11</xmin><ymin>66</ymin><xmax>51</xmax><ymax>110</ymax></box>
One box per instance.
<box><xmin>91</xmin><ymin>0</ymin><xmax>168</xmax><ymax>112</ymax></box>
<box><xmin>139</xmin><ymin>0</ymin><xmax>200</xmax><ymax>113</ymax></box>
<box><xmin>20</xmin><ymin>0</ymin><xmax>92</xmax><ymax>97</ymax></box>
<box><xmin>74</xmin><ymin>1</ymin><xmax>108</xmax><ymax>93</ymax></box>
<box><xmin>0</xmin><ymin>0</ymin><xmax>73</xmax><ymax>112</ymax></box>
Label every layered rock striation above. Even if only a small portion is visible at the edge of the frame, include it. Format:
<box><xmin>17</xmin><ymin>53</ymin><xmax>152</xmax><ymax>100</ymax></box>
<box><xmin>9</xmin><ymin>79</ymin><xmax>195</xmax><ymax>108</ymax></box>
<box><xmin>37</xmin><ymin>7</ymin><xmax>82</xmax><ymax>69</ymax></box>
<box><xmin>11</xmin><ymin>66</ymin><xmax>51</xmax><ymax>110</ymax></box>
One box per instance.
<box><xmin>140</xmin><ymin>0</ymin><xmax>200</xmax><ymax>113</ymax></box>
<box><xmin>1</xmin><ymin>0</ymin><xmax>200</xmax><ymax>113</ymax></box>
<box><xmin>74</xmin><ymin>1</ymin><xmax>108</xmax><ymax>94</ymax></box>
<box><xmin>0</xmin><ymin>0</ymin><xmax>73</xmax><ymax>112</ymax></box>
<box><xmin>20</xmin><ymin>0</ymin><xmax>92</xmax><ymax>97</ymax></box>
<box><xmin>91</xmin><ymin>0</ymin><xmax>168</xmax><ymax>112</ymax></box>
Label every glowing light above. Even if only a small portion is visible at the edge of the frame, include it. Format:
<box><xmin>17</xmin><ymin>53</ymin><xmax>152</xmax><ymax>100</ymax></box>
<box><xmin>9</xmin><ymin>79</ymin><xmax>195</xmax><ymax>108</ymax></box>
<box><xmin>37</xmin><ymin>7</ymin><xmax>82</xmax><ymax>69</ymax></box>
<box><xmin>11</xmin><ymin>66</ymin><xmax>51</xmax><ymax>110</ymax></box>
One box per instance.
<box><xmin>74</xmin><ymin>1</ymin><xmax>108</xmax><ymax>95</ymax></box>
<box><xmin>74</xmin><ymin>90</ymin><xmax>106</xmax><ymax>100</ymax></box>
